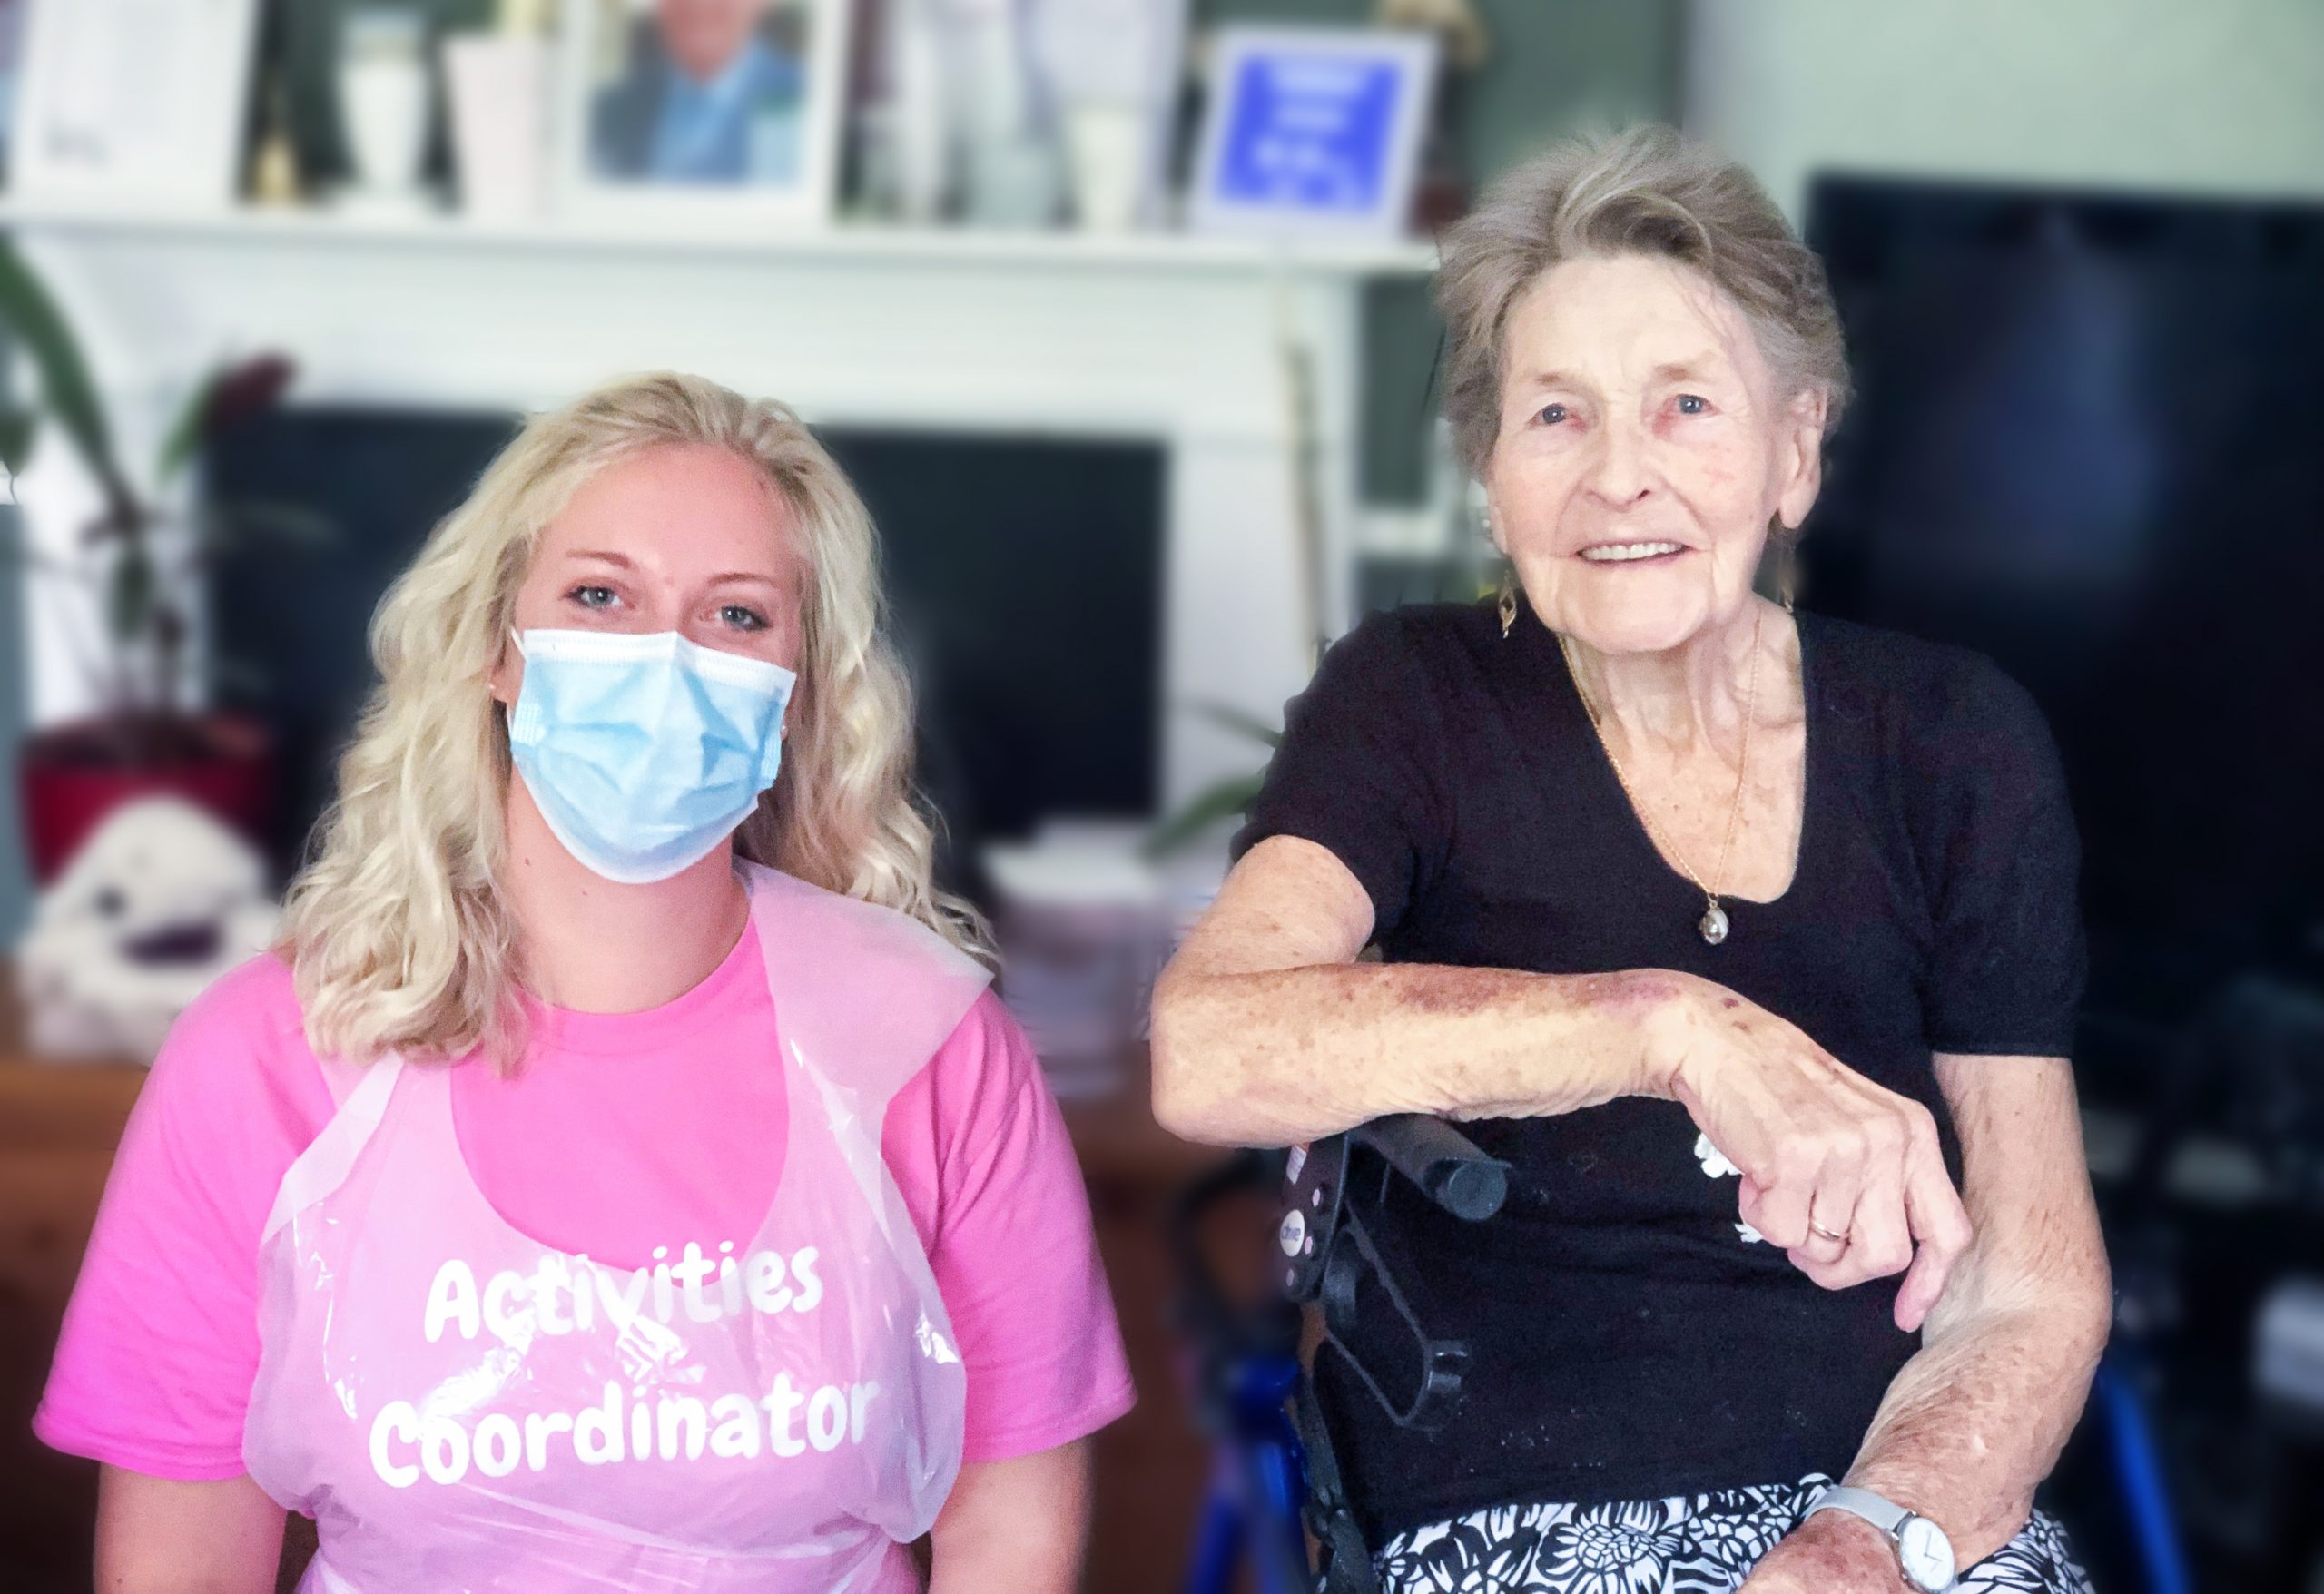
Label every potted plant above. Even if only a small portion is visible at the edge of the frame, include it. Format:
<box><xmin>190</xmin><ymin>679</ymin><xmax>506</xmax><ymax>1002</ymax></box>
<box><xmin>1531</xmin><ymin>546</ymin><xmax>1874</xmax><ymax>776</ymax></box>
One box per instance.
<box><xmin>1143</xmin><ymin>704</ymin><xmax>1283</xmax><ymax>860</ymax></box>
<box><xmin>0</xmin><ymin>238</ymin><xmax>306</xmax><ymax>882</ymax></box>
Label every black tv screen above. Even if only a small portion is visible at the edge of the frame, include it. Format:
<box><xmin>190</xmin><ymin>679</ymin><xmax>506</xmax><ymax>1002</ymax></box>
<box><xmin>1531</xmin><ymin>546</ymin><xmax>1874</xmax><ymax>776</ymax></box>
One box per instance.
<box><xmin>1804</xmin><ymin>176</ymin><xmax>2324</xmax><ymax>1030</ymax></box>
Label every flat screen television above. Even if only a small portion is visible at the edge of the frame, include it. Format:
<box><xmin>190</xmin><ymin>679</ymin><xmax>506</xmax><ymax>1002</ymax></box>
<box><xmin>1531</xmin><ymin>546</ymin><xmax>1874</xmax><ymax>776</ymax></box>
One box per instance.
<box><xmin>1803</xmin><ymin>176</ymin><xmax>2324</xmax><ymax>1042</ymax></box>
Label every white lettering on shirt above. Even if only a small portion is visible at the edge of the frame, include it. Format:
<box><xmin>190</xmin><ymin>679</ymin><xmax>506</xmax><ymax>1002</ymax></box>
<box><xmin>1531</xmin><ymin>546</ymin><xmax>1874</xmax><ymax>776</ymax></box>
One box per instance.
<box><xmin>366</xmin><ymin>1378</ymin><xmax>896</xmax><ymax>1487</ymax></box>
<box><xmin>789</xmin><ymin>1248</ymin><xmax>822</xmax><ymax>1314</ymax></box>
<box><xmin>482</xmin><ymin>1270</ymin><xmax>530</xmax><ymax>1343</ymax></box>
<box><xmin>370</xmin><ymin>1239</ymin><xmax>899</xmax><ymax>1488</ymax></box>
<box><xmin>422</xmin><ymin>1260</ymin><xmax>479</xmax><ymax>1343</ymax></box>
<box><xmin>369</xmin><ymin>1401</ymin><xmax>419</xmax><ymax>1488</ymax></box>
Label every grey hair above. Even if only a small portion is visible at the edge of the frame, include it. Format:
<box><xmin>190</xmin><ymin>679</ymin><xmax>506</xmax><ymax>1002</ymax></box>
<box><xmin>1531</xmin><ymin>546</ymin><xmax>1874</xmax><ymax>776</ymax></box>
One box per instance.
<box><xmin>1435</xmin><ymin>123</ymin><xmax>1851</xmax><ymax>478</ymax></box>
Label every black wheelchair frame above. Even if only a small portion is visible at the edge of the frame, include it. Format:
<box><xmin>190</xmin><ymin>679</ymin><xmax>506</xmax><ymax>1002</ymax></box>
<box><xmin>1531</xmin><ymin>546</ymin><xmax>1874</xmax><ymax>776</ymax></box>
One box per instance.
<box><xmin>1174</xmin><ymin>1116</ymin><xmax>1512</xmax><ymax>1594</ymax></box>
<box><xmin>1177</xmin><ymin>1101</ymin><xmax>2199</xmax><ymax>1594</ymax></box>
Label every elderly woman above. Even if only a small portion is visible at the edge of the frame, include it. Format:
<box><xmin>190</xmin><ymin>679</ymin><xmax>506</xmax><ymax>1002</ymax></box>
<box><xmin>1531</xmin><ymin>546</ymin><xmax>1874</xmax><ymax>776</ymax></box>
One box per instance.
<box><xmin>1153</xmin><ymin>127</ymin><xmax>2110</xmax><ymax>1594</ymax></box>
<box><xmin>37</xmin><ymin>374</ymin><xmax>1132</xmax><ymax>1591</ymax></box>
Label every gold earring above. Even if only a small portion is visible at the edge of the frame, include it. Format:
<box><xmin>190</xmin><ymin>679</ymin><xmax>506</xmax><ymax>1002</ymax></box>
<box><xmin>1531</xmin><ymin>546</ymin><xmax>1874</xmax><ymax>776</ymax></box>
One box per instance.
<box><xmin>1497</xmin><ymin>570</ymin><xmax>1519</xmax><ymax>638</ymax></box>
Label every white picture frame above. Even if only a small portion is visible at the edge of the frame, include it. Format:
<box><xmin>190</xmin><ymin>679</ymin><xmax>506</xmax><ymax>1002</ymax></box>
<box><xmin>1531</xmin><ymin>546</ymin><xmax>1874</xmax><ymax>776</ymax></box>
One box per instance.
<box><xmin>10</xmin><ymin>0</ymin><xmax>261</xmax><ymax>207</ymax></box>
<box><xmin>552</xmin><ymin>0</ymin><xmax>852</xmax><ymax>231</ymax></box>
<box><xmin>1190</xmin><ymin>25</ymin><xmax>1439</xmax><ymax>241</ymax></box>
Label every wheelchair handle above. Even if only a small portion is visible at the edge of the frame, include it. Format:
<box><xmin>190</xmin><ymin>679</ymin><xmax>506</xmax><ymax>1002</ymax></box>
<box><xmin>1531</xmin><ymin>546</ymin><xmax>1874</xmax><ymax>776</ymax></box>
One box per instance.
<box><xmin>1353</xmin><ymin>1115</ymin><xmax>1510</xmax><ymax>1223</ymax></box>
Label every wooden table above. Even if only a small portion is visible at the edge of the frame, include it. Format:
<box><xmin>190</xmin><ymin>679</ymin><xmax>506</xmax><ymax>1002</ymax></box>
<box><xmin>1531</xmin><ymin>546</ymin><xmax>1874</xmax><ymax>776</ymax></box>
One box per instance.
<box><xmin>0</xmin><ymin>979</ymin><xmax>148</xmax><ymax>1592</ymax></box>
<box><xmin>0</xmin><ymin>975</ymin><xmax>1240</xmax><ymax>1592</ymax></box>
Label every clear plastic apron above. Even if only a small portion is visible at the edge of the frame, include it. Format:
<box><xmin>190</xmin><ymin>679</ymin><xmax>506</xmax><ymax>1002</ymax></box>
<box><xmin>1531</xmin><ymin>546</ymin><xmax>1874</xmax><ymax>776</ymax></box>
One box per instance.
<box><xmin>244</xmin><ymin>865</ymin><xmax>988</xmax><ymax>1592</ymax></box>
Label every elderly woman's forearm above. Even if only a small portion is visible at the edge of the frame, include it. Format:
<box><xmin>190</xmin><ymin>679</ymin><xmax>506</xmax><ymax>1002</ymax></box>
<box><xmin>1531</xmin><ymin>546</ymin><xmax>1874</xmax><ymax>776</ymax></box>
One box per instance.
<box><xmin>1843</xmin><ymin>1285</ymin><xmax>2110</xmax><ymax>1565</ymax></box>
<box><xmin>1838</xmin><ymin>1052</ymin><xmax>2113</xmax><ymax>1564</ymax></box>
<box><xmin>1149</xmin><ymin>962</ymin><xmax>1686</xmax><ymax>1146</ymax></box>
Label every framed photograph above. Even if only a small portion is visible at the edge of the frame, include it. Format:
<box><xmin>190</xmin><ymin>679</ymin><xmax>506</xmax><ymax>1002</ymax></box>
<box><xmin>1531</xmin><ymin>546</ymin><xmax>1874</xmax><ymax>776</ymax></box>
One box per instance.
<box><xmin>1190</xmin><ymin>25</ymin><xmax>1439</xmax><ymax>241</ymax></box>
<box><xmin>10</xmin><ymin>0</ymin><xmax>261</xmax><ymax>206</ymax></box>
<box><xmin>555</xmin><ymin>0</ymin><xmax>852</xmax><ymax>228</ymax></box>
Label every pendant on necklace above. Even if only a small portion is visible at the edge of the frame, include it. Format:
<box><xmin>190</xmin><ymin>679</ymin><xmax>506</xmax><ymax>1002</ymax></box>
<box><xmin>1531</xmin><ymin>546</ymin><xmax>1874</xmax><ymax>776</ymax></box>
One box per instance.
<box><xmin>1699</xmin><ymin>901</ymin><xmax>1730</xmax><ymax>946</ymax></box>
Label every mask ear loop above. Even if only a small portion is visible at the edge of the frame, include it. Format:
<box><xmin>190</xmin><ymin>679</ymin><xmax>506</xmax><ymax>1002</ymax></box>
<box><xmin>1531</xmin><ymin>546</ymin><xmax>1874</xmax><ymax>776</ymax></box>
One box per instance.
<box><xmin>759</xmin><ymin>678</ymin><xmax>796</xmax><ymax>784</ymax></box>
<box><xmin>491</xmin><ymin>628</ymin><xmax>527</xmax><ymax>713</ymax></box>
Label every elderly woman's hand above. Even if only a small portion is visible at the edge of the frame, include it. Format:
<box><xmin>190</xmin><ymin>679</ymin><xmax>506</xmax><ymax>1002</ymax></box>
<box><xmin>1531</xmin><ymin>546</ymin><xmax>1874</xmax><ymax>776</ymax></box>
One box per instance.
<box><xmin>1735</xmin><ymin>1510</ymin><xmax>1902</xmax><ymax>1592</ymax></box>
<box><xmin>1649</xmin><ymin>975</ymin><xmax>1974</xmax><ymax>1332</ymax></box>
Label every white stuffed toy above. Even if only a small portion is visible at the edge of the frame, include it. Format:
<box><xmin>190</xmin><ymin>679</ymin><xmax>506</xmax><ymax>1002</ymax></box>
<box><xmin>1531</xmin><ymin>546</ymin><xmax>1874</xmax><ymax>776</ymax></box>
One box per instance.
<box><xmin>15</xmin><ymin>796</ymin><xmax>281</xmax><ymax>1061</ymax></box>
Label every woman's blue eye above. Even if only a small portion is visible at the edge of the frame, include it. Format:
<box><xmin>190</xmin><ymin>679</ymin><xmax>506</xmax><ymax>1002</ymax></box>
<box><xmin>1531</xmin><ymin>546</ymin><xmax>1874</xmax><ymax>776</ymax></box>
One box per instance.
<box><xmin>569</xmin><ymin>585</ymin><xmax>616</xmax><ymax>610</ymax></box>
<box><xmin>720</xmin><ymin>605</ymin><xmax>769</xmax><ymax>632</ymax></box>
<box><xmin>1675</xmin><ymin>394</ymin><xmax>1709</xmax><ymax>416</ymax></box>
<box><xmin>1537</xmin><ymin>402</ymin><xmax>1569</xmax><ymax>426</ymax></box>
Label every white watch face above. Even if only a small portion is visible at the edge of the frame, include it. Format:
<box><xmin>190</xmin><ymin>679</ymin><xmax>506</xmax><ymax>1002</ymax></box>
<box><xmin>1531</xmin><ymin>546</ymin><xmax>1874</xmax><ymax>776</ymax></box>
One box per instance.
<box><xmin>1898</xmin><ymin>1516</ymin><xmax>1955</xmax><ymax>1589</ymax></box>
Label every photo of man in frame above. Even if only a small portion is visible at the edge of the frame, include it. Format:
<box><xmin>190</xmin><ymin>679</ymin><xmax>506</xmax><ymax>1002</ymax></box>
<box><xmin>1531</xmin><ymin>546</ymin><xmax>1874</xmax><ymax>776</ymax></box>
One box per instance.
<box><xmin>589</xmin><ymin>0</ymin><xmax>810</xmax><ymax>186</ymax></box>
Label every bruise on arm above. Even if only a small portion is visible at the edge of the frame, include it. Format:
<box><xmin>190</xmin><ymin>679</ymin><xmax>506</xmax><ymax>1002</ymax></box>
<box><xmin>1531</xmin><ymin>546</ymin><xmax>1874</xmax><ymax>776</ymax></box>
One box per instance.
<box><xmin>1150</xmin><ymin>836</ymin><xmax>1684</xmax><ymax>1146</ymax></box>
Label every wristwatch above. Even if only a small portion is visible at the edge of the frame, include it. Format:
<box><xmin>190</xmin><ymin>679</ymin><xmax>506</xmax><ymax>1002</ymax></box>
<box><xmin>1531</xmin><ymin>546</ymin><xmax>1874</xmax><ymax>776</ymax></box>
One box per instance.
<box><xmin>1804</xmin><ymin>1485</ymin><xmax>1958</xmax><ymax>1592</ymax></box>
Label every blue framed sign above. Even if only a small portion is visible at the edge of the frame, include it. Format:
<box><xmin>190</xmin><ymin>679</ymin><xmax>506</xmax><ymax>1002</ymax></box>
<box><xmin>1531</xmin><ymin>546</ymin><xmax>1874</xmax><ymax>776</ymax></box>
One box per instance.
<box><xmin>1192</xmin><ymin>27</ymin><xmax>1438</xmax><ymax>239</ymax></box>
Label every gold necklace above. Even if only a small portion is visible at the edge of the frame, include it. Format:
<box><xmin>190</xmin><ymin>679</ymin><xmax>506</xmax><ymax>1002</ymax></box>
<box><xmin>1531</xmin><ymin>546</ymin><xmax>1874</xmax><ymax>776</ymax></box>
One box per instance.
<box><xmin>1557</xmin><ymin>607</ymin><xmax>1764</xmax><ymax>946</ymax></box>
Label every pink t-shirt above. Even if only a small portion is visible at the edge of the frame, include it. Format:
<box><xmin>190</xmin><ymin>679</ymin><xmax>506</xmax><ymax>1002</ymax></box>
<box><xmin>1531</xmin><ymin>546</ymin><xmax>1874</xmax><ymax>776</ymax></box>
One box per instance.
<box><xmin>35</xmin><ymin>922</ymin><xmax>1134</xmax><ymax>1481</ymax></box>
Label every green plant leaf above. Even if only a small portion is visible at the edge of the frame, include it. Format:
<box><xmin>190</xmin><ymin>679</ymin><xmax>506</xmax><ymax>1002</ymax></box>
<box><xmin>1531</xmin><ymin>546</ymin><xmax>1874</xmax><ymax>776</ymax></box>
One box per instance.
<box><xmin>108</xmin><ymin>543</ymin><xmax>155</xmax><ymax>644</ymax></box>
<box><xmin>0</xmin><ymin>404</ymin><xmax>35</xmax><ymax>477</ymax></box>
<box><xmin>1190</xmin><ymin>700</ymin><xmax>1284</xmax><ymax>750</ymax></box>
<box><xmin>0</xmin><ymin>240</ymin><xmax>128</xmax><ymax>501</ymax></box>
<box><xmin>155</xmin><ymin>369</ymin><xmax>226</xmax><ymax>488</ymax></box>
<box><xmin>1142</xmin><ymin>772</ymin><xmax>1267</xmax><ymax>860</ymax></box>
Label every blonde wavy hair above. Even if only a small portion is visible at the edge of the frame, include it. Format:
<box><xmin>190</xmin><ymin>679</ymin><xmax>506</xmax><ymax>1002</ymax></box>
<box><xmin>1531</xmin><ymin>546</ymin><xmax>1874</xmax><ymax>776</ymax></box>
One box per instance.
<box><xmin>280</xmin><ymin>372</ymin><xmax>992</xmax><ymax>1068</ymax></box>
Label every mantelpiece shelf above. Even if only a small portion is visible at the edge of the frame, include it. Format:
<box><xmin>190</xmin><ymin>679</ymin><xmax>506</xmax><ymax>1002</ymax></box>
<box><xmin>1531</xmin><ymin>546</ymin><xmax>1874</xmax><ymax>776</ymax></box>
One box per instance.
<box><xmin>0</xmin><ymin>196</ymin><xmax>1440</xmax><ymax>279</ymax></box>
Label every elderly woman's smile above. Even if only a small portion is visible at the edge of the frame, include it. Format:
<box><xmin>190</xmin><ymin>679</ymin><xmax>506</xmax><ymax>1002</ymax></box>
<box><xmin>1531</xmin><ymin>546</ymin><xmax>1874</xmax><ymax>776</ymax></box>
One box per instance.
<box><xmin>1488</xmin><ymin>252</ymin><xmax>1824</xmax><ymax>657</ymax></box>
<box><xmin>1577</xmin><ymin>539</ymin><xmax>1689</xmax><ymax>563</ymax></box>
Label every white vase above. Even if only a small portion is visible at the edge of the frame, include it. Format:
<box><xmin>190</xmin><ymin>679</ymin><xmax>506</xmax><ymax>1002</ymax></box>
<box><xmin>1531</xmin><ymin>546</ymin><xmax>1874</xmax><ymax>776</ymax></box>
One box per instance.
<box><xmin>1065</xmin><ymin>103</ymin><xmax>1142</xmax><ymax>232</ymax></box>
<box><xmin>443</xmin><ymin>32</ymin><xmax>549</xmax><ymax>221</ymax></box>
<box><xmin>337</xmin><ymin>9</ymin><xmax>433</xmax><ymax>212</ymax></box>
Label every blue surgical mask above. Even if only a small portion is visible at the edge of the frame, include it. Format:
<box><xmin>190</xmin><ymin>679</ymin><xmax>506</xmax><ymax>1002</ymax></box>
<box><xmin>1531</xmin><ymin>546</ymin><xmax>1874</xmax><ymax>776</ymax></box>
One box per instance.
<box><xmin>506</xmin><ymin>628</ymin><xmax>795</xmax><ymax>884</ymax></box>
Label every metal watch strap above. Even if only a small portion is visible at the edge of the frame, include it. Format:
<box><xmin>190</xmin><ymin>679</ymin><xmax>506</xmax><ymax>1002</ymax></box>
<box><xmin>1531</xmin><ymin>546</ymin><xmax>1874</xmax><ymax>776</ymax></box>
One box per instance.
<box><xmin>1806</xmin><ymin>1484</ymin><xmax>1912</xmax><ymax>1536</ymax></box>
<box><xmin>1805</xmin><ymin>1486</ymin><xmax>1953</xmax><ymax>1591</ymax></box>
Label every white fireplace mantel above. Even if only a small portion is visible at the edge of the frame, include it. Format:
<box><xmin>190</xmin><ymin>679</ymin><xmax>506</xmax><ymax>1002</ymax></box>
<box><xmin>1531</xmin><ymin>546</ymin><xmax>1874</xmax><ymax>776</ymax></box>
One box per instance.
<box><xmin>3</xmin><ymin>198</ymin><xmax>1437</xmax><ymax>812</ymax></box>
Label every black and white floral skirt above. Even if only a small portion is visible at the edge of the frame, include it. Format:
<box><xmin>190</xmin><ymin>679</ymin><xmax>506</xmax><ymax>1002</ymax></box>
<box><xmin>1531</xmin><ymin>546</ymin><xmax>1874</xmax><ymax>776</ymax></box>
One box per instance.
<box><xmin>1374</xmin><ymin>1474</ymin><xmax>2093</xmax><ymax>1593</ymax></box>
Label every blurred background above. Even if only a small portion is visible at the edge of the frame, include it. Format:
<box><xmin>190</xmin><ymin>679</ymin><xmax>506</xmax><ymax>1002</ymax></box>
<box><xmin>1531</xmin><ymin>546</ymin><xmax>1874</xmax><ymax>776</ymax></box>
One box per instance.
<box><xmin>2</xmin><ymin>0</ymin><xmax>2321</xmax><ymax>1589</ymax></box>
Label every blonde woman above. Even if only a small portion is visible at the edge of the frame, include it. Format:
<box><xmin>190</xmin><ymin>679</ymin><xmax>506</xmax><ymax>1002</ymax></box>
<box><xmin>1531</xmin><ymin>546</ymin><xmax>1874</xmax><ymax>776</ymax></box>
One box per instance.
<box><xmin>36</xmin><ymin>373</ymin><xmax>1134</xmax><ymax>1591</ymax></box>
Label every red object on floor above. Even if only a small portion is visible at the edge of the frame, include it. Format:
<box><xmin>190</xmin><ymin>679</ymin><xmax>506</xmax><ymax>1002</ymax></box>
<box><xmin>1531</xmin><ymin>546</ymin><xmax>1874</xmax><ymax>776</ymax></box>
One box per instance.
<box><xmin>18</xmin><ymin>713</ymin><xmax>275</xmax><ymax>884</ymax></box>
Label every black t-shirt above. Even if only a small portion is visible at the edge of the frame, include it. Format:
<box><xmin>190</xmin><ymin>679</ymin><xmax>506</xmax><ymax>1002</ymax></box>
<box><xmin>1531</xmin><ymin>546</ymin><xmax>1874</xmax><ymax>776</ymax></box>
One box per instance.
<box><xmin>1233</xmin><ymin>597</ymin><xmax>2085</xmax><ymax>1539</ymax></box>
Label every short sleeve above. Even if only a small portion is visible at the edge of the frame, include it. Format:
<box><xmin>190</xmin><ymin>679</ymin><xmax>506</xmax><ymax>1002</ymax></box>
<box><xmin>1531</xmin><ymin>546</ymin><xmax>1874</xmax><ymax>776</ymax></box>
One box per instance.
<box><xmin>1918</xmin><ymin>658</ymin><xmax>2088</xmax><ymax>1057</ymax></box>
<box><xmin>887</xmin><ymin>991</ymin><xmax>1135</xmax><ymax>1463</ymax></box>
<box><xmin>1232</xmin><ymin>611</ymin><xmax>1448</xmax><ymax>939</ymax></box>
<box><xmin>33</xmin><ymin>959</ymin><xmax>330</xmax><ymax>1480</ymax></box>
